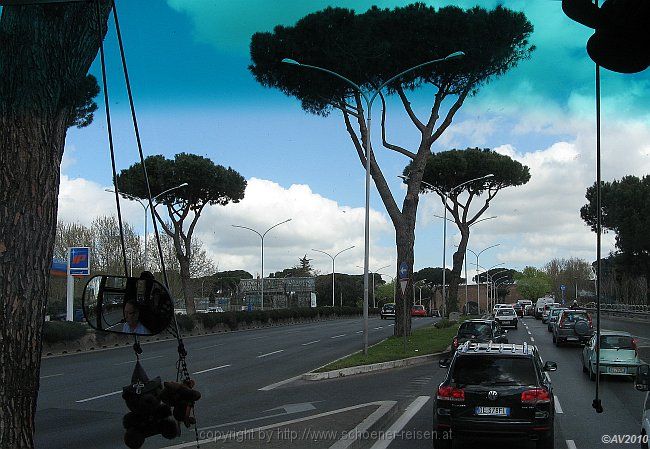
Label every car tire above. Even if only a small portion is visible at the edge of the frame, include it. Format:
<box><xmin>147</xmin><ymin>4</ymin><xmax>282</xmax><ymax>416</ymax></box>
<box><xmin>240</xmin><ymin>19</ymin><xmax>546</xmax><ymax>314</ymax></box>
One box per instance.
<box><xmin>589</xmin><ymin>363</ymin><xmax>596</xmax><ymax>382</ymax></box>
<box><xmin>582</xmin><ymin>355</ymin><xmax>588</xmax><ymax>373</ymax></box>
<box><xmin>536</xmin><ymin>429</ymin><xmax>554</xmax><ymax>449</ymax></box>
<box><xmin>552</xmin><ymin>334</ymin><xmax>556</xmax><ymax>343</ymax></box>
<box><xmin>515</xmin><ymin>323</ymin><xmax>518</xmax><ymax>329</ymax></box>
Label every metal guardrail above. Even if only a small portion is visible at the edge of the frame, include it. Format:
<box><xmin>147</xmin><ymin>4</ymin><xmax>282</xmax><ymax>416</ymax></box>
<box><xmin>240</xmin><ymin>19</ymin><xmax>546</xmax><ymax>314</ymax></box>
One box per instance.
<box><xmin>584</xmin><ymin>302</ymin><xmax>650</xmax><ymax>318</ymax></box>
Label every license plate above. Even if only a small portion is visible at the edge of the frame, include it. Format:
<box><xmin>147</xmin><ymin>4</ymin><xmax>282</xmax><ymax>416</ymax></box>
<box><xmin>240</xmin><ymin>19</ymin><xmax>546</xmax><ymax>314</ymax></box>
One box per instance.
<box><xmin>566</xmin><ymin>337</ymin><xmax>578</xmax><ymax>341</ymax></box>
<box><xmin>475</xmin><ymin>406</ymin><xmax>510</xmax><ymax>416</ymax></box>
<box><xmin>608</xmin><ymin>367</ymin><xmax>626</xmax><ymax>374</ymax></box>
<box><xmin>502</xmin><ymin>320</ymin><xmax>511</xmax><ymax>324</ymax></box>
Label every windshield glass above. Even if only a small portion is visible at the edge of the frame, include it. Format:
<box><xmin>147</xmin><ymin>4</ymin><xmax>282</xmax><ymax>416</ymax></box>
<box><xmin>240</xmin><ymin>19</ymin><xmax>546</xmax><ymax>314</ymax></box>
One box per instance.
<box><xmin>600</xmin><ymin>335</ymin><xmax>634</xmax><ymax>350</ymax></box>
<box><xmin>458</xmin><ymin>323</ymin><xmax>492</xmax><ymax>337</ymax></box>
<box><xmin>562</xmin><ymin>311</ymin><xmax>589</xmax><ymax>322</ymax></box>
<box><xmin>451</xmin><ymin>356</ymin><xmax>537</xmax><ymax>387</ymax></box>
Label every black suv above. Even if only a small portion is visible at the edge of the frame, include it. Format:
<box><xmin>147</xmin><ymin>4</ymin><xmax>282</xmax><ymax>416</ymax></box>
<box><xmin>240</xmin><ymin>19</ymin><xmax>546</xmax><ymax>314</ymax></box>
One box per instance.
<box><xmin>451</xmin><ymin>319</ymin><xmax>508</xmax><ymax>352</ymax></box>
<box><xmin>434</xmin><ymin>342</ymin><xmax>558</xmax><ymax>449</ymax></box>
<box><xmin>380</xmin><ymin>303</ymin><xmax>395</xmax><ymax>320</ymax></box>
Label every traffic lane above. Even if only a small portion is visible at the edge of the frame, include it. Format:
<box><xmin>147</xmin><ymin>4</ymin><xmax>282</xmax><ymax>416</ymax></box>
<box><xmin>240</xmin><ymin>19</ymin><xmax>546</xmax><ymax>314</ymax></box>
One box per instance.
<box><xmin>35</xmin><ymin>317</ymin><xmax>436</xmax><ymax>449</ymax></box>
<box><xmin>37</xmin><ymin>316</ymin><xmax>403</xmax><ymax>409</ymax></box>
<box><xmin>524</xmin><ymin>318</ymin><xmax>645</xmax><ymax>449</ymax></box>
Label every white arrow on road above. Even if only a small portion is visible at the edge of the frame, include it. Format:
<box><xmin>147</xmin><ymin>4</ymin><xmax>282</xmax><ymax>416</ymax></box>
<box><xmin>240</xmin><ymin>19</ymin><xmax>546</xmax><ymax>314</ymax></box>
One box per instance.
<box><xmin>197</xmin><ymin>402</ymin><xmax>319</xmax><ymax>432</ymax></box>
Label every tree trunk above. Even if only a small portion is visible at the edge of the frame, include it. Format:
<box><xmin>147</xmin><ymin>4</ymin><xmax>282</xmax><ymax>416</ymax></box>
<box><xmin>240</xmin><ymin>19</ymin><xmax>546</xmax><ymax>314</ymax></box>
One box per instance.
<box><xmin>178</xmin><ymin>255</ymin><xmax>195</xmax><ymax>314</ymax></box>
<box><xmin>394</xmin><ymin>225</ymin><xmax>415</xmax><ymax>337</ymax></box>
<box><xmin>447</xmin><ymin>228</ymin><xmax>469</xmax><ymax>314</ymax></box>
<box><xmin>0</xmin><ymin>3</ymin><xmax>112</xmax><ymax>448</ymax></box>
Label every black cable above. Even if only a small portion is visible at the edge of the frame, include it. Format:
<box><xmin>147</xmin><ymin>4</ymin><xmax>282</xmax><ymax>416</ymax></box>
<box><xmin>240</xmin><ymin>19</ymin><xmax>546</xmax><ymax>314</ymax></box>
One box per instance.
<box><xmin>111</xmin><ymin>0</ymin><xmax>185</xmax><ymax>345</ymax></box>
<box><xmin>95</xmin><ymin>0</ymin><xmax>129</xmax><ymax>278</ymax></box>
<box><xmin>592</xmin><ymin>59</ymin><xmax>604</xmax><ymax>414</ymax></box>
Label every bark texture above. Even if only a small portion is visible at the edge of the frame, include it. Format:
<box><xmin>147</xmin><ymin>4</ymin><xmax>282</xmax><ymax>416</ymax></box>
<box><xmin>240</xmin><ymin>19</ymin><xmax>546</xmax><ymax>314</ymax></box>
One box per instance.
<box><xmin>0</xmin><ymin>3</ymin><xmax>111</xmax><ymax>448</ymax></box>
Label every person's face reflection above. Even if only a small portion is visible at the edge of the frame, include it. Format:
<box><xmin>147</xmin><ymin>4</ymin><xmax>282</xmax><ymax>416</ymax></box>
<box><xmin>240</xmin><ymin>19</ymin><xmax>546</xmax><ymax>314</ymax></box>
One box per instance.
<box><xmin>124</xmin><ymin>302</ymin><xmax>139</xmax><ymax>327</ymax></box>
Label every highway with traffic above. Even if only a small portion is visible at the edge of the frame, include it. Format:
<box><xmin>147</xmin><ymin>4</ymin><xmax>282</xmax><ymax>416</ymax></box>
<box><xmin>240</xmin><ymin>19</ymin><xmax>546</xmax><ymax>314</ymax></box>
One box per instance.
<box><xmin>35</xmin><ymin>313</ymin><xmax>649</xmax><ymax>449</ymax></box>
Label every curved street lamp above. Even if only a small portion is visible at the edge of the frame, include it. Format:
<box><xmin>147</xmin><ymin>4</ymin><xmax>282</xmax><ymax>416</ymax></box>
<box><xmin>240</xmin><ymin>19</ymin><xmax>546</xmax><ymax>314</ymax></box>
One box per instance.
<box><xmin>106</xmin><ymin>182</ymin><xmax>188</xmax><ymax>269</ymax></box>
<box><xmin>468</xmin><ymin>244</ymin><xmax>500</xmax><ymax>311</ymax></box>
<box><xmin>312</xmin><ymin>246</ymin><xmax>355</xmax><ymax>307</ymax></box>
<box><xmin>284</xmin><ymin>51</ymin><xmax>464</xmax><ymax>354</ymax></box>
<box><xmin>232</xmin><ymin>218</ymin><xmax>292</xmax><ymax>310</ymax></box>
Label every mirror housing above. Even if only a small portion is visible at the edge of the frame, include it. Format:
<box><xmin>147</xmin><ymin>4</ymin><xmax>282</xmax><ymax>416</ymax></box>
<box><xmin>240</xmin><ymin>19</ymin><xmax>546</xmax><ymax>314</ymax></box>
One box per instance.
<box><xmin>82</xmin><ymin>274</ymin><xmax>175</xmax><ymax>336</ymax></box>
<box><xmin>635</xmin><ymin>364</ymin><xmax>650</xmax><ymax>392</ymax></box>
<box><xmin>543</xmin><ymin>361</ymin><xmax>558</xmax><ymax>372</ymax></box>
<box><xmin>439</xmin><ymin>358</ymin><xmax>451</xmax><ymax>369</ymax></box>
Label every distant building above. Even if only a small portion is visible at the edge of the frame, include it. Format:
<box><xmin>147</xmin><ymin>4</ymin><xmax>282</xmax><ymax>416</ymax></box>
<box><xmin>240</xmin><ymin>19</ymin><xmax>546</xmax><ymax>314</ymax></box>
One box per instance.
<box><xmin>238</xmin><ymin>277</ymin><xmax>316</xmax><ymax>309</ymax></box>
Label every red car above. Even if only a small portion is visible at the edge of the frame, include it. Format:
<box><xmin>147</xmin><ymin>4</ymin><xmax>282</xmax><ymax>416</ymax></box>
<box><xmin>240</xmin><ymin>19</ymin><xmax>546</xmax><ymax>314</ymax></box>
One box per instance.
<box><xmin>411</xmin><ymin>305</ymin><xmax>427</xmax><ymax>317</ymax></box>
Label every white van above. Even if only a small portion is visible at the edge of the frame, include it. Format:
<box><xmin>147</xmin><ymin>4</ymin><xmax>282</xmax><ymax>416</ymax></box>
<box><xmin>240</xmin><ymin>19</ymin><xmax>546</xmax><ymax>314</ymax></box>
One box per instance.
<box><xmin>535</xmin><ymin>297</ymin><xmax>555</xmax><ymax>319</ymax></box>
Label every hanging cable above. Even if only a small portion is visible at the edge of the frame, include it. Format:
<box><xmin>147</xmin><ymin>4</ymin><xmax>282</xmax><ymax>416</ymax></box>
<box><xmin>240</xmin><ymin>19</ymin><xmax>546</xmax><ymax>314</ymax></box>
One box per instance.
<box><xmin>95</xmin><ymin>0</ymin><xmax>129</xmax><ymax>278</ymax></box>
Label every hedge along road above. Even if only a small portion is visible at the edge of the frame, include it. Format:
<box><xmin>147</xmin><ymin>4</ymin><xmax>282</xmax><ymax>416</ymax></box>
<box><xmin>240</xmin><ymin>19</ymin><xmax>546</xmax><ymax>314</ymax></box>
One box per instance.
<box><xmin>36</xmin><ymin>315</ymin><xmax>439</xmax><ymax>449</ymax></box>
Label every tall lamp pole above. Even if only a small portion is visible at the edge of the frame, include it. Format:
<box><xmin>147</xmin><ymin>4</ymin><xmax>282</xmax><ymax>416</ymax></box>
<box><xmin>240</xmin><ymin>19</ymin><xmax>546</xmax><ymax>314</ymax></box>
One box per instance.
<box><xmin>356</xmin><ymin>264</ymin><xmax>390</xmax><ymax>309</ymax></box>
<box><xmin>284</xmin><ymin>52</ymin><xmax>464</xmax><ymax>355</ymax></box>
<box><xmin>312</xmin><ymin>246</ymin><xmax>355</xmax><ymax>307</ymax></box>
<box><xmin>106</xmin><ymin>182</ymin><xmax>188</xmax><ymax>270</ymax></box>
<box><xmin>467</xmin><ymin>244</ymin><xmax>500</xmax><ymax>313</ymax></box>
<box><xmin>232</xmin><ymin>218</ymin><xmax>292</xmax><ymax>310</ymax></box>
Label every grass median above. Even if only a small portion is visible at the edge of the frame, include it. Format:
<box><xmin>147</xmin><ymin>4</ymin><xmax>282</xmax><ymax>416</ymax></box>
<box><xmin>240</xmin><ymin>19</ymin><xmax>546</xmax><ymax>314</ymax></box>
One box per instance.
<box><xmin>314</xmin><ymin>317</ymin><xmax>470</xmax><ymax>373</ymax></box>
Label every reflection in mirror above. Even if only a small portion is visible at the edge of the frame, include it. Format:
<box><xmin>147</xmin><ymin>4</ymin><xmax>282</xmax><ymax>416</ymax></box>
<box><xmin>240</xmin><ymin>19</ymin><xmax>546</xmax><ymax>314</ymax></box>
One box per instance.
<box><xmin>636</xmin><ymin>364</ymin><xmax>650</xmax><ymax>392</ymax></box>
<box><xmin>82</xmin><ymin>274</ymin><xmax>175</xmax><ymax>336</ymax></box>
<box><xmin>543</xmin><ymin>361</ymin><xmax>558</xmax><ymax>372</ymax></box>
<box><xmin>439</xmin><ymin>359</ymin><xmax>450</xmax><ymax>368</ymax></box>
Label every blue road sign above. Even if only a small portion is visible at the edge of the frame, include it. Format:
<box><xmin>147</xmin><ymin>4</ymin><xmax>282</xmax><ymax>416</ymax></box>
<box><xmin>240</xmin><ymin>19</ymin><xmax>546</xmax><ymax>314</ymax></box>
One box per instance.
<box><xmin>399</xmin><ymin>262</ymin><xmax>409</xmax><ymax>281</ymax></box>
<box><xmin>560</xmin><ymin>284</ymin><xmax>566</xmax><ymax>291</ymax></box>
<box><xmin>69</xmin><ymin>247</ymin><xmax>90</xmax><ymax>276</ymax></box>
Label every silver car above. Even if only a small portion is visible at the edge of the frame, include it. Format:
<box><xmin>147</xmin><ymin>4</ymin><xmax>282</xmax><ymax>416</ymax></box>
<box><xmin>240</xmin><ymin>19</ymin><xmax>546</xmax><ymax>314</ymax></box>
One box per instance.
<box><xmin>581</xmin><ymin>331</ymin><xmax>640</xmax><ymax>380</ymax></box>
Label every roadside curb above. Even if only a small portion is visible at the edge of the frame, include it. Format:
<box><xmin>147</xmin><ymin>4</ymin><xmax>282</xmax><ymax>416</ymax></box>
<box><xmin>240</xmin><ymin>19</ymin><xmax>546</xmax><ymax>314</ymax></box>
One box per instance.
<box><xmin>303</xmin><ymin>351</ymin><xmax>444</xmax><ymax>381</ymax></box>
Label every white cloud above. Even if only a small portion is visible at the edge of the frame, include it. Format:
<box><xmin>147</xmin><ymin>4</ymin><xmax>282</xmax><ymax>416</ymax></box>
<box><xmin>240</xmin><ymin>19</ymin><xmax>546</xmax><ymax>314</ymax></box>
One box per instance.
<box><xmin>57</xmin><ymin>176</ymin><xmax>394</xmax><ymax>277</ymax></box>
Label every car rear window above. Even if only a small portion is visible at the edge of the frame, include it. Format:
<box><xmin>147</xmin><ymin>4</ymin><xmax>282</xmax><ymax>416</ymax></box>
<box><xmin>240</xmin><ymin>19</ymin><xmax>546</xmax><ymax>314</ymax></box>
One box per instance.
<box><xmin>600</xmin><ymin>335</ymin><xmax>634</xmax><ymax>350</ymax></box>
<box><xmin>458</xmin><ymin>322</ymin><xmax>491</xmax><ymax>337</ymax></box>
<box><xmin>550</xmin><ymin>308</ymin><xmax>564</xmax><ymax>317</ymax></box>
<box><xmin>413</xmin><ymin>305</ymin><xmax>424</xmax><ymax>310</ymax></box>
<box><xmin>498</xmin><ymin>309</ymin><xmax>515</xmax><ymax>315</ymax></box>
<box><xmin>383</xmin><ymin>304</ymin><xmax>394</xmax><ymax>310</ymax></box>
<box><xmin>451</xmin><ymin>356</ymin><xmax>537</xmax><ymax>387</ymax></box>
<box><xmin>562</xmin><ymin>311</ymin><xmax>589</xmax><ymax>322</ymax></box>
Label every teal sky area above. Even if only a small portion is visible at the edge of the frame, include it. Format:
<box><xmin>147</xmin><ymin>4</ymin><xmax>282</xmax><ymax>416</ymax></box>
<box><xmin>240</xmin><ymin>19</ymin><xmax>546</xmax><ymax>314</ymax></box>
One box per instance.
<box><xmin>49</xmin><ymin>0</ymin><xmax>650</xmax><ymax>277</ymax></box>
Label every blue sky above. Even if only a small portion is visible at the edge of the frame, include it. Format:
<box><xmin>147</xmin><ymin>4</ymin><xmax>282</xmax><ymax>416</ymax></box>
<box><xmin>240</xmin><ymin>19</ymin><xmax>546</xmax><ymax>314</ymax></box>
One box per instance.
<box><xmin>58</xmin><ymin>0</ymin><xmax>650</xmax><ymax>280</ymax></box>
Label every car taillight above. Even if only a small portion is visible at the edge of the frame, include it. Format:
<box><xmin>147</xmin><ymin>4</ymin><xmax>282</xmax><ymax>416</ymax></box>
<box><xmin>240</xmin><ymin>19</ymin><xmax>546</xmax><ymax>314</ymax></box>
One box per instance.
<box><xmin>521</xmin><ymin>389</ymin><xmax>551</xmax><ymax>405</ymax></box>
<box><xmin>437</xmin><ymin>386</ymin><xmax>465</xmax><ymax>402</ymax></box>
<box><xmin>587</xmin><ymin>314</ymin><xmax>593</xmax><ymax>327</ymax></box>
<box><xmin>558</xmin><ymin>316</ymin><xmax>566</xmax><ymax>328</ymax></box>
<box><xmin>453</xmin><ymin>337</ymin><xmax>459</xmax><ymax>349</ymax></box>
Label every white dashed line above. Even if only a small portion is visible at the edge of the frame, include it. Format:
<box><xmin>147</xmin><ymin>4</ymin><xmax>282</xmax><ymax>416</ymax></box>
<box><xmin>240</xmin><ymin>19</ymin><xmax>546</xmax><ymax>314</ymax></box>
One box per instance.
<box><xmin>554</xmin><ymin>395</ymin><xmax>563</xmax><ymax>414</ymax></box>
<box><xmin>356</xmin><ymin>330</ymin><xmax>363</xmax><ymax>334</ymax></box>
<box><xmin>388</xmin><ymin>324</ymin><xmax>395</xmax><ymax>327</ymax></box>
<box><xmin>301</xmin><ymin>340</ymin><xmax>320</xmax><ymax>346</ymax></box>
<box><xmin>567</xmin><ymin>440</ymin><xmax>577</xmax><ymax>449</ymax></box>
<box><xmin>40</xmin><ymin>373</ymin><xmax>63</xmax><ymax>379</ymax></box>
<box><xmin>193</xmin><ymin>364</ymin><xmax>230</xmax><ymax>375</ymax></box>
<box><xmin>374</xmin><ymin>327</ymin><xmax>383</xmax><ymax>330</ymax></box>
<box><xmin>114</xmin><ymin>355</ymin><xmax>163</xmax><ymax>365</ymax></box>
<box><xmin>76</xmin><ymin>390</ymin><xmax>122</xmax><ymax>403</ymax></box>
<box><xmin>530</xmin><ymin>337</ymin><xmax>535</xmax><ymax>342</ymax></box>
<box><xmin>257</xmin><ymin>350</ymin><xmax>284</xmax><ymax>358</ymax></box>
<box><xmin>331</xmin><ymin>334</ymin><xmax>346</xmax><ymax>339</ymax></box>
<box><xmin>197</xmin><ymin>343</ymin><xmax>225</xmax><ymax>350</ymax></box>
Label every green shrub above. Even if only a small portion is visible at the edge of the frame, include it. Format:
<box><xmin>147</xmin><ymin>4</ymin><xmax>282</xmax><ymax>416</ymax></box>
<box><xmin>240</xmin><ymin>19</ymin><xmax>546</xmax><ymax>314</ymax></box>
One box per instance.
<box><xmin>434</xmin><ymin>319</ymin><xmax>454</xmax><ymax>329</ymax></box>
<box><xmin>195</xmin><ymin>312</ymin><xmax>223</xmax><ymax>330</ymax></box>
<box><xmin>175</xmin><ymin>313</ymin><xmax>195</xmax><ymax>332</ymax></box>
<box><xmin>222</xmin><ymin>312</ymin><xmax>238</xmax><ymax>330</ymax></box>
<box><xmin>42</xmin><ymin>321</ymin><xmax>87</xmax><ymax>344</ymax></box>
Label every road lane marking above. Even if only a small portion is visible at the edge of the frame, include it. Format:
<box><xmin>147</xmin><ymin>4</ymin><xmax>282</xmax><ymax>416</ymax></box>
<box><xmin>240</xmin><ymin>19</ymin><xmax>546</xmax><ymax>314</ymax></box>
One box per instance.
<box><xmin>554</xmin><ymin>395</ymin><xmax>563</xmax><ymax>413</ymax></box>
<box><xmin>331</xmin><ymin>334</ymin><xmax>346</xmax><ymax>339</ymax></box>
<box><xmin>530</xmin><ymin>337</ymin><xmax>535</xmax><ymax>342</ymax></box>
<box><xmin>527</xmin><ymin>331</ymin><xmax>532</xmax><ymax>335</ymax></box>
<box><xmin>40</xmin><ymin>373</ymin><xmax>63</xmax><ymax>379</ymax></box>
<box><xmin>114</xmin><ymin>355</ymin><xmax>163</xmax><ymax>365</ymax></box>
<box><xmin>76</xmin><ymin>390</ymin><xmax>122</xmax><ymax>403</ymax></box>
<box><xmin>388</xmin><ymin>324</ymin><xmax>395</xmax><ymax>327</ymax></box>
<box><xmin>301</xmin><ymin>340</ymin><xmax>320</xmax><ymax>346</ymax></box>
<box><xmin>369</xmin><ymin>396</ymin><xmax>431</xmax><ymax>449</ymax></box>
<box><xmin>193</xmin><ymin>364</ymin><xmax>230</xmax><ymax>375</ymax></box>
<box><xmin>258</xmin><ymin>350</ymin><xmax>284</xmax><ymax>358</ymax></box>
<box><xmin>567</xmin><ymin>440</ymin><xmax>577</xmax><ymax>449</ymax></box>
<box><xmin>258</xmin><ymin>374</ymin><xmax>303</xmax><ymax>391</ymax></box>
<box><xmin>356</xmin><ymin>330</ymin><xmax>363</xmax><ymax>334</ymax></box>
<box><xmin>197</xmin><ymin>343</ymin><xmax>225</xmax><ymax>350</ymax></box>
<box><xmin>374</xmin><ymin>327</ymin><xmax>383</xmax><ymax>330</ymax></box>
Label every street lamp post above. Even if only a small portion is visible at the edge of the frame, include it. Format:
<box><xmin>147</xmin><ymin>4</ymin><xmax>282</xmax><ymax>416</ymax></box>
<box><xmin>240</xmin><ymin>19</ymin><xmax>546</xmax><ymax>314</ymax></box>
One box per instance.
<box><xmin>356</xmin><ymin>264</ymin><xmax>390</xmax><ymax>309</ymax></box>
<box><xmin>312</xmin><ymin>246</ymin><xmax>355</xmax><ymax>307</ymax></box>
<box><xmin>477</xmin><ymin>265</ymin><xmax>507</xmax><ymax>311</ymax></box>
<box><xmin>284</xmin><ymin>51</ymin><xmax>464</xmax><ymax>355</ymax></box>
<box><xmin>106</xmin><ymin>182</ymin><xmax>188</xmax><ymax>270</ymax></box>
<box><xmin>467</xmin><ymin>244</ymin><xmax>500</xmax><ymax>313</ymax></box>
<box><xmin>232</xmin><ymin>218</ymin><xmax>292</xmax><ymax>311</ymax></box>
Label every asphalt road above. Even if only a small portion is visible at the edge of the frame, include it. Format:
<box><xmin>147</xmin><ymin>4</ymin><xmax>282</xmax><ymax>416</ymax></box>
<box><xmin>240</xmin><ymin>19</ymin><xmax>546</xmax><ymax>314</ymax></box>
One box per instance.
<box><xmin>35</xmin><ymin>315</ymin><xmax>436</xmax><ymax>449</ymax></box>
<box><xmin>384</xmin><ymin>315</ymin><xmax>650</xmax><ymax>449</ymax></box>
